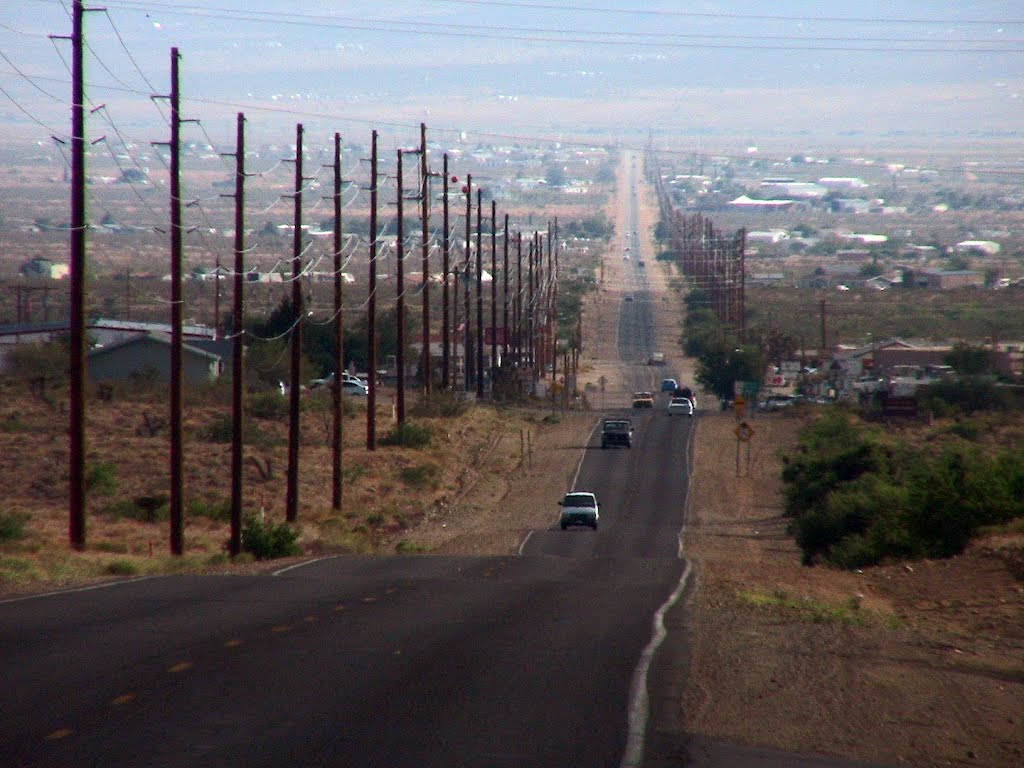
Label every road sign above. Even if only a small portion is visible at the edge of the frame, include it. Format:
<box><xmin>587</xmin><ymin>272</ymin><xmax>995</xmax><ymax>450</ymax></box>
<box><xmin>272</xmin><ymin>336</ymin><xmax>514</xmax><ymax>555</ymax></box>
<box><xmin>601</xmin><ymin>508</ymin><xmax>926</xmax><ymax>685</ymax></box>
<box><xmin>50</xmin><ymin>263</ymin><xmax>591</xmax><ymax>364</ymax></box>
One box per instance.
<box><xmin>734</xmin><ymin>421</ymin><xmax>755</xmax><ymax>442</ymax></box>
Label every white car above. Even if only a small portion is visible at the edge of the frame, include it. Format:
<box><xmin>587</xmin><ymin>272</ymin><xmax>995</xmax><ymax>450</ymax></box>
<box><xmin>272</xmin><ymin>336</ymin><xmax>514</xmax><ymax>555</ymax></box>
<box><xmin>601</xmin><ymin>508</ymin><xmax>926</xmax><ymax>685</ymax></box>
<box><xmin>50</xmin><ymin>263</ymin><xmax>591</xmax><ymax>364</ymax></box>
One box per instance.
<box><xmin>559</xmin><ymin>491</ymin><xmax>599</xmax><ymax>530</ymax></box>
<box><xmin>667</xmin><ymin>397</ymin><xmax>694</xmax><ymax>416</ymax></box>
<box><xmin>342</xmin><ymin>379</ymin><xmax>369</xmax><ymax>396</ymax></box>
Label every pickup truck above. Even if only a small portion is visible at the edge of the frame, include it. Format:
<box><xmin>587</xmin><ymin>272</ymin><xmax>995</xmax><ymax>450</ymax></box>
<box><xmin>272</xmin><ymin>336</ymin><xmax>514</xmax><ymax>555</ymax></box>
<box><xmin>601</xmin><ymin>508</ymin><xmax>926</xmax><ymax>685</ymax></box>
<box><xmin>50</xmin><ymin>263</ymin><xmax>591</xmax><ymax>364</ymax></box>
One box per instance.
<box><xmin>600</xmin><ymin>419</ymin><xmax>634</xmax><ymax>449</ymax></box>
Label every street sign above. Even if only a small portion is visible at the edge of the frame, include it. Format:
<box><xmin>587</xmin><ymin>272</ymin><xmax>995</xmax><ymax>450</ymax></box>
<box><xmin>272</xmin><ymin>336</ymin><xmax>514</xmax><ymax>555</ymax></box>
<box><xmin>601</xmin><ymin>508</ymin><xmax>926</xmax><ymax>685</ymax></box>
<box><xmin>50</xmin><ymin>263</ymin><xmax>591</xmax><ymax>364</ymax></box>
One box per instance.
<box><xmin>734</xmin><ymin>421</ymin><xmax>755</xmax><ymax>442</ymax></box>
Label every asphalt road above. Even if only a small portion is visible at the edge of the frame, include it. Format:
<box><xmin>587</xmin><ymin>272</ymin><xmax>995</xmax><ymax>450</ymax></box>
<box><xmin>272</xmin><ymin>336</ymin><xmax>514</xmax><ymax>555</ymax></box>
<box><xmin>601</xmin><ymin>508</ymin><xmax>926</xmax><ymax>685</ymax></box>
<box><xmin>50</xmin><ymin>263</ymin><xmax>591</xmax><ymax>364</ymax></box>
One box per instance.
<box><xmin>0</xmin><ymin>155</ymin><xmax>885</xmax><ymax>768</ymax></box>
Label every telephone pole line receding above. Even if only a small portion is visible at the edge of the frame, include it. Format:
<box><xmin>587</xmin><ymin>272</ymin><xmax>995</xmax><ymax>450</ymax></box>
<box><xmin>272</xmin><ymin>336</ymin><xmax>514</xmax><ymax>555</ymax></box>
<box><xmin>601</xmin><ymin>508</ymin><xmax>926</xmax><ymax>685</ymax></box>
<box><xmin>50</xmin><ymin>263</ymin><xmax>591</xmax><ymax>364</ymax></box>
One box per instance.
<box><xmin>441</xmin><ymin>154</ymin><xmax>451</xmax><ymax>388</ymax></box>
<box><xmin>475</xmin><ymin>188</ymin><xmax>484</xmax><ymax>399</ymax></box>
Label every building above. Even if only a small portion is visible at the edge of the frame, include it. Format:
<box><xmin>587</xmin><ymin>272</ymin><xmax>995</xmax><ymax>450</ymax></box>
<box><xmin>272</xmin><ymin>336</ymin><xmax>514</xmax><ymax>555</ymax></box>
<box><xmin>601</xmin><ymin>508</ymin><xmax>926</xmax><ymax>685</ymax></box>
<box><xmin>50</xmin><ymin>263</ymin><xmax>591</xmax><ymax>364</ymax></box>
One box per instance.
<box><xmin>87</xmin><ymin>332</ymin><xmax>222</xmax><ymax>384</ymax></box>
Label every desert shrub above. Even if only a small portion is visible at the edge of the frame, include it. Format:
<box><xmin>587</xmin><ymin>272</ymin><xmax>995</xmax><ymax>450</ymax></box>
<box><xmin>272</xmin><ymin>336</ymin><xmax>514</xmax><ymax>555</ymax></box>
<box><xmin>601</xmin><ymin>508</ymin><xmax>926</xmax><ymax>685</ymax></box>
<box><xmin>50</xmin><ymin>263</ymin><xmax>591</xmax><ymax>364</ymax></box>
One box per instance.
<box><xmin>0</xmin><ymin>510</ymin><xmax>29</xmax><ymax>543</ymax></box>
<box><xmin>381</xmin><ymin>421</ymin><xmax>432</xmax><ymax>448</ymax></box>
<box><xmin>920</xmin><ymin>377</ymin><xmax>1013</xmax><ymax>415</ymax></box>
<box><xmin>199</xmin><ymin>414</ymin><xmax>272</xmax><ymax>445</ymax></box>
<box><xmin>783</xmin><ymin>415</ymin><xmax>1024</xmax><ymax>567</ymax></box>
<box><xmin>86</xmin><ymin>462</ymin><xmax>119</xmax><ymax>496</ymax></box>
<box><xmin>103</xmin><ymin>559</ymin><xmax>139</xmax><ymax>575</ymax></box>
<box><xmin>101</xmin><ymin>494</ymin><xmax>168</xmax><ymax>523</ymax></box>
<box><xmin>188</xmin><ymin>498</ymin><xmax>232</xmax><ymax>521</ymax></box>
<box><xmin>248</xmin><ymin>391</ymin><xmax>289</xmax><ymax>421</ymax></box>
<box><xmin>399</xmin><ymin>462</ymin><xmax>441</xmax><ymax>489</ymax></box>
<box><xmin>241</xmin><ymin>513</ymin><xmax>301</xmax><ymax>560</ymax></box>
<box><xmin>395</xmin><ymin>539</ymin><xmax>424</xmax><ymax>554</ymax></box>
<box><xmin>409</xmin><ymin>390</ymin><xmax>472</xmax><ymax>418</ymax></box>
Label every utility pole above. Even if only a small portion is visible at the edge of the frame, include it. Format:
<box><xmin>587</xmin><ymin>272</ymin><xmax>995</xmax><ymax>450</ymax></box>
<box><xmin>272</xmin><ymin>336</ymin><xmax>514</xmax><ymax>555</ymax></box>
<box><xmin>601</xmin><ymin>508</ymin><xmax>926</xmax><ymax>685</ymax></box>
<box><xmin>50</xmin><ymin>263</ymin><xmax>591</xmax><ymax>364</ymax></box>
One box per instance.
<box><xmin>331</xmin><ymin>132</ymin><xmax>344</xmax><ymax>512</ymax></box>
<box><xmin>463</xmin><ymin>174</ymin><xmax>472</xmax><ymax>393</ymax></box>
<box><xmin>490</xmin><ymin>199</ymin><xmax>498</xmax><ymax>387</ymax></box>
<box><xmin>367</xmin><ymin>131</ymin><xmax>378</xmax><ymax>450</ymax></box>
<box><xmin>65</xmin><ymin>0</ymin><xmax>91</xmax><ymax>550</ymax></box>
<box><xmin>441</xmin><ymin>154</ymin><xmax>451</xmax><ymax>388</ymax></box>
<box><xmin>820</xmin><ymin>299</ymin><xmax>827</xmax><ymax>355</ymax></box>
<box><xmin>419</xmin><ymin>122</ymin><xmax>431</xmax><ymax>396</ymax></box>
<box><xmin>475</xmin><ymin>188</ymin><xmax>484</xmax><ymax>399</ymax></box>
<box><xmin>515</xmin><ymin>232</ymin><xmax>523</xmax><ymax>365</ymax></box>
<box><xmin>168</xmin><ymin>48</ymin><xmax>184</xmax><ymax>556</ymax></box>
<box><xmin>227</xmin><ymin>112</ymin><xmax>246</xmax><ymax>557</ymax></box>
<box><xmin>502</xmin><ymin>213</ymin><xmax>510</xmax><ymax>364</ymax></box>
<box><xmin>286</xmin><ymin>123</ymin><xmax>304</xmax><ymax>523</ymax></box>
<box><xmin>395</xmin><ymin>149</ymin><xmax>406</xmax><ymax>425</ymax></box>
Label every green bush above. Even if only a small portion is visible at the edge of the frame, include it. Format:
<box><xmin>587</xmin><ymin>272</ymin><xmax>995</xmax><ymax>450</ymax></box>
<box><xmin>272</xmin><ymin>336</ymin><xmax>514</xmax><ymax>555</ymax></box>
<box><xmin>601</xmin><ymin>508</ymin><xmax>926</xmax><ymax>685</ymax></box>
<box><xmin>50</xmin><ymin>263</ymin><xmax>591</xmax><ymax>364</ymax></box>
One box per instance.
<box><xmin>782</xmin><ymin>415</ymin><xmax>1024</xmax><ymax>568</ymax></box>
<box><xmin>400</xmin><ymin>463</ymin><xmax>441</xmax><ymax>489</ymax></box>
<box><xmin>101</xmin><ymin>494</ymin><xmax>168</xmax><ymax>523</ymax></box>
<box><xmin>103</xmin><ymin>559</ymin><xmax>139</xmax><ymax>576</ymax></box>
<box><xmin>188</xmin><ymin>498</ymin><xmax>232</xmax><ymax>521</ymax></box>
<box><xmin>381</xmin><ymin>421</ymin><xmax>432</xmax><ymax>448</ymax></box>
<box><xmin>249</xmin><ymin>391</ymin><xmax>289</xmax><ymax>421</ymax></box>
<box><xmin>0</xmin><ymin>510</ymin><xmax>29</xmax><ymax>543</ymax></box>
<box><xmin>86</xmin><ymin>462</ymin><xmax>119</xmax><ymax>496</ymax></box>
<box><xmin>409</xmin><ymin>390</ymin><xmax>471</xmax><ymax>418</ymax></box>
<box><xmin>241</xmin><ymin>513</ymin><xmax>301</xmax><ymax>560</ymax></box>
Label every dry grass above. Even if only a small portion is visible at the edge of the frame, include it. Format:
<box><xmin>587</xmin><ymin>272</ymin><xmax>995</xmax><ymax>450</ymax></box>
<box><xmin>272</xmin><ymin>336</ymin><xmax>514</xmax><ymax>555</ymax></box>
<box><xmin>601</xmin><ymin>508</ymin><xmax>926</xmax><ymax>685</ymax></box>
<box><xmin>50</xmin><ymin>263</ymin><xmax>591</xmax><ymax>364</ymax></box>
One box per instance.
<box><xmin>0</xmin><ymin>374</ymin><xmax>592</xmax><ymax>594</ymax></box>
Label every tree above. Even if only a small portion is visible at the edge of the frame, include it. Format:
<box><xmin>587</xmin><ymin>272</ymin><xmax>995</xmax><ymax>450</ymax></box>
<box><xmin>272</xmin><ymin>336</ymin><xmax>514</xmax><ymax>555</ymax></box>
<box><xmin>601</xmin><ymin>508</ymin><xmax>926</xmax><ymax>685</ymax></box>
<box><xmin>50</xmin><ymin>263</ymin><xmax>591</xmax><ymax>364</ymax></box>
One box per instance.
<box><xmin>944</xmin><ymin>342</ymin><xmax>992</xmax><ymax>375</ymax></box>
<box><xmin>545</xmin><ymin>164</ymin><xmax>566</xmax><ymax>188</ymax></box>
<box><xmin>695</xmin><ymin>338</ymin><xmax>765</xmax><ymax>401</ymax></box>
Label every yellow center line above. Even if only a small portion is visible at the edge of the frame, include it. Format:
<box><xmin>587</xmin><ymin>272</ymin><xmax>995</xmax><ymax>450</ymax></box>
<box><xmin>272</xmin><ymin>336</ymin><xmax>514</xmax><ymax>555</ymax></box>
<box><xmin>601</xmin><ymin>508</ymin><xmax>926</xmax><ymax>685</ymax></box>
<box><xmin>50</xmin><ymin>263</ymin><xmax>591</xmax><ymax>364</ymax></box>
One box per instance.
<box><xmin>46</xmin><ymin>728</ymin><xmax>74</xmax><ymax>741</ymax></box>
<box><xmin>271</xmin><ymin>624</ymin><xmax>293</xmax><ymax>633</ymax></box>
<box><xmin>303</xmin><ymin>615</ymin><xmax>319</xmax><ymax>624</ymax></box>
<box><xmin>110</xmin><ymin>693</ymin><xmax>136</xmax><ymax>706</ymax></box>
<box><xmin>168</xmin><ymin>661</ymin><xmax>194</xmax><ymax>673</ymax></box>
<box><xmin>224</xmin><ymin>638</ymin><xmax>244</xmax><ymax>648</ymax></box>
<box><xmin>362</xmin><ymin>596</ymin><xmax>377</xmax><ymax>603</ymax></box>
<box><xmin>334</xmin><ymin>603</ymin><xmax>346</xmax><ymax>612</ymax></box>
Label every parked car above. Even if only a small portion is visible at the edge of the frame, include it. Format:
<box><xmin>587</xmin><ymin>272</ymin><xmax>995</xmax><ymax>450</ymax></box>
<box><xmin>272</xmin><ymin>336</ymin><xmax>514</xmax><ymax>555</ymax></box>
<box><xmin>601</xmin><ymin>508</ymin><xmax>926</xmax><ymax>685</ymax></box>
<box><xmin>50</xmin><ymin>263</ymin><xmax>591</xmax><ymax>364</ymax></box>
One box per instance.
<box><xmin>660</xmin><ymin>378</ymin><xmax>678</xmax><ymax>393</ymax></box>
<box><xmin>667</xmin><ymin>397</ymin><xmax>694</xmax><ymax>416</ymax></box>
<box><xmin>558</xmin><ymin>491</ymin><xmax>599</xmax><ymax>530</ymax></box>
<box><xmin>632</xmin><ymin>391</ymin><xmax>654</xmax><ymax>408</ymax></box>
<box><xmin>342</xmin><ymin>379</ymin><xmax>369</xmax><ymax>396</ymax></box>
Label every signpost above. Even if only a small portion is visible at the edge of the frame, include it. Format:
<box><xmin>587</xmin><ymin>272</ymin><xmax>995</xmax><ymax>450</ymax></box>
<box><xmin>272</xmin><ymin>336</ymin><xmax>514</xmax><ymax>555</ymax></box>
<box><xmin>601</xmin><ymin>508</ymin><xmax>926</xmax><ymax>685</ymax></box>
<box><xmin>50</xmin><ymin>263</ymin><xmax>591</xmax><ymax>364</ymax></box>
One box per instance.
<box><xmin>734</xmin><ymin>420</ymin><xmax>755</xmax><ymax>476</ymax></box>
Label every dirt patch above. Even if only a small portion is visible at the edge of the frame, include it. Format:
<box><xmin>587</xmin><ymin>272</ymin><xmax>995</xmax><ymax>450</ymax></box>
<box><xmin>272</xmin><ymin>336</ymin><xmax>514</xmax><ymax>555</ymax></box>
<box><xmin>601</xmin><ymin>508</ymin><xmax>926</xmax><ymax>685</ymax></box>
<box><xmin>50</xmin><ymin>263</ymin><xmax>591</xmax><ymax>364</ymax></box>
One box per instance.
<box><xmin>684</xmin><ymin>411</ymin><xmax>1024</xmax><ymax>768</ymax></box>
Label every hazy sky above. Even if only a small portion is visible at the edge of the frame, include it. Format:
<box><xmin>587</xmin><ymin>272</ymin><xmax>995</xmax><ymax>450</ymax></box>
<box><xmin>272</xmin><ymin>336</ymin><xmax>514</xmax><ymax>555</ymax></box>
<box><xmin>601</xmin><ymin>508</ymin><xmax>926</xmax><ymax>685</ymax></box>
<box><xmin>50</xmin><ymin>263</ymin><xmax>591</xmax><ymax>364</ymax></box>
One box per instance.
<box><xmin>3</xmin><ymin>1</ymin><xmax>1023</xmax><ymax>150</ymax></box>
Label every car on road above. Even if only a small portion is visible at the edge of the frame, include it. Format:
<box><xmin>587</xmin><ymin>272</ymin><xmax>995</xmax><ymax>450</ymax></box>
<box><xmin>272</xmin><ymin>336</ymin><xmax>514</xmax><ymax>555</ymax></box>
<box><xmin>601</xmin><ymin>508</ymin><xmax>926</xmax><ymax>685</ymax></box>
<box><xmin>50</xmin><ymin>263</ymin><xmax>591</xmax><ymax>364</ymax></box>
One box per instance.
<box><xmin>667</xmin><ymin>396</ymin><xmax>694</xmax><ymax>416</ymax></box>
<box><xmin>600</xmin><ymin>418</ymin><xmax>634</xmax><ymax>449</ymax></box>
<box><xmin>648</xmin><ymin>352</ymin><xmax>666</xmax><ymax>366</ymax></box>
<box><xmin>623</xmin><ymin>294</ymin><xmax>634</xmax><ymax>302</ymax></box>
<box><xmin>558</xmin><ymin>491</ymin><xmax>599</xmax><ymax>530</ymax></box>
<box><xmin>632</xmin><ymin>391</ymin><xmax>654</xmax><ymax>408</ymax></box>
<box><xmin>660</xmin><ymin>378</ymin><xmax>678</xmax><ymax>393</ymax></box>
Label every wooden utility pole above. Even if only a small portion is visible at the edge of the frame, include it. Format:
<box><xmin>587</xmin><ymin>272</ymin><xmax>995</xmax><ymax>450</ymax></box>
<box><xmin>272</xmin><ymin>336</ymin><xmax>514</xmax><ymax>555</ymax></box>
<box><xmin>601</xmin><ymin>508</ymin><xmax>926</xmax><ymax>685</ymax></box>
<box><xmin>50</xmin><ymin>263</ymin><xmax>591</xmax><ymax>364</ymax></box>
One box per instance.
<box><xmin>820</xmin><ymin>299</ymin><xmax>828</xmax><ymax>355</ymax></box>
<box><xmin>286</xmin><ymin>123</ymin><xmax>303</xmax><ymax>523</ymax></box>
<box><xmin>228</xmin><ymin>112</ymin><xmax>246</xmax><ymax>556</ymax></box>
<box><xmin>168</xmin><ymin>48</ymin><xmax>184</xmax><ymax>555</ymax></box>
<box><xmin>441</xmin><ymin>154</ymin><xmax>451</xmax><ymax>388</ymax></box>
<box><xmin>331</xmin><ymin>132</ymin><xmax>344</xmax><ymax>512</ymax></box>
<box><xmin>395</xmin><ymin>149</ymin><xmax>406</xmax><ymax>425</ymax></box>
<box><xmin>515</xmin><ymin>232</ymin><xmax>523</xmax><ymax>364</ymax></box>
<box><xmin>367</xmin><ymin>131</ymin><xmax>378</xmax><ymax>450</ymax></box>
<box><xmin>502</xmin><ymin>213</ymin><xmax>510</xmax><ymax>363</ymax></box>
<box><xmin>67</xmin><ymin>0</ymin><xmax>88</xmax><ymax>550</ymax></box>
<box><xmin>463</xmin><ymin>174</ymin><xmax>472</xmax><ymax>392</ymax></box>
<box><xmin>490</xmin><ymin>199</ymin><xmax>498</xmax><ymax>386</ymax></box>
<box><xmin>475</xmin><ymin>188</ymin><xmax>484</xmax><ymax>398</ymax></box>
<box><xmin>419</xmin><ymin>122</ymin><xmax>431</xmax><ymax>396</ymax></box>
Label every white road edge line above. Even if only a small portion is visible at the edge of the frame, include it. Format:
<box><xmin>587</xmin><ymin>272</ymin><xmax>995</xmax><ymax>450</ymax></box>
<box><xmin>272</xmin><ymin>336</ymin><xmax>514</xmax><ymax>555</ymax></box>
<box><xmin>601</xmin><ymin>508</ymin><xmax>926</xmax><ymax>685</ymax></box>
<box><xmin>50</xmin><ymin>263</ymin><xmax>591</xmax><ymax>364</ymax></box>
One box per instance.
<box><xmin>0</xmin><ymin>576</ymin><xmax>155</xmax><ymax>606</ymax></box>
<box><xmin>620</xmin><ymin>416</ymin><xmax>697</xmax><ymax>768</ymax></box>
<box><xmin>272</xmin><ymin>555</ymin><xmax>342</xmax><ymax>576</ymax></box>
